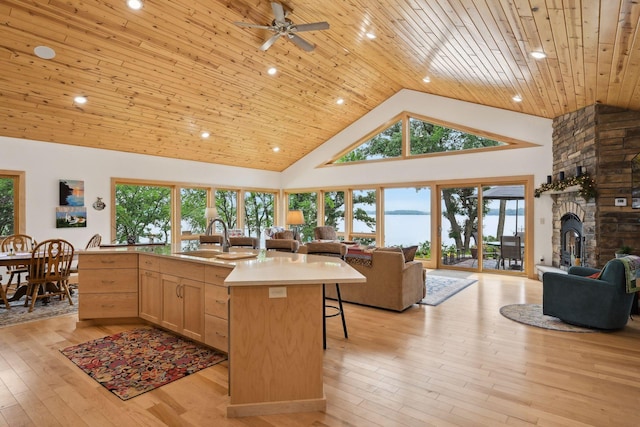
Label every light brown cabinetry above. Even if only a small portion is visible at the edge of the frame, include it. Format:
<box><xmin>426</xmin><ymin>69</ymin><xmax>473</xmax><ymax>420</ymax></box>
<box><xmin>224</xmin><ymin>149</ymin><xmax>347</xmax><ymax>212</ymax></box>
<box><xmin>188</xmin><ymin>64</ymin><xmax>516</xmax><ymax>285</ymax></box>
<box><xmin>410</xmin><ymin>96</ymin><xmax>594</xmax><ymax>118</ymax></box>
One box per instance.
<box><xmin>139</xmin><ymin>254</ymin><xmax>161</xmax><ymax>323</ymax></box>
<box><xmin>78</xmin><ymin>253</ymin><xmax>138</xmax><ymax>319</ymax></box>
<box><xmin>159</xmin><ymin>259</ymin><xmax>205</xmax><ymax>341</ymax></box>
<box><xmin>204</xmin><ymin>265</ymin><xmax>231</xmax><ymax>352</ymax></box>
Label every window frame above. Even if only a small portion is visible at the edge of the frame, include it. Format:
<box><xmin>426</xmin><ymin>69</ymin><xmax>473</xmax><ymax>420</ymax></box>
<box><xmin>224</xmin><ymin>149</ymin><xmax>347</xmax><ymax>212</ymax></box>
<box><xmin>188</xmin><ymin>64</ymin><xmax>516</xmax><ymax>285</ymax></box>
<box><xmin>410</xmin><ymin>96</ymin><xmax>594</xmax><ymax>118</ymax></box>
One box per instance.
<box><xmin>0</xmin><ymin>170</ymin><xmax>26</xmax><ymax>237</ymax></box>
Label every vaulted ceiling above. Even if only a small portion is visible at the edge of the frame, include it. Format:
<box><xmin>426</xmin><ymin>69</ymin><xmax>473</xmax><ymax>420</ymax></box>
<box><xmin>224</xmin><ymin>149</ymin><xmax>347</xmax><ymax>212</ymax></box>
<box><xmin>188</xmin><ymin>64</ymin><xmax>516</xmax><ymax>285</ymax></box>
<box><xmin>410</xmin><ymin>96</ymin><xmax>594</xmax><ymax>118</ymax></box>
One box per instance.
<box><xmin>2</xmin><ymin>1</ymin><xmax>639</xmax><ymax>171</ymax></box>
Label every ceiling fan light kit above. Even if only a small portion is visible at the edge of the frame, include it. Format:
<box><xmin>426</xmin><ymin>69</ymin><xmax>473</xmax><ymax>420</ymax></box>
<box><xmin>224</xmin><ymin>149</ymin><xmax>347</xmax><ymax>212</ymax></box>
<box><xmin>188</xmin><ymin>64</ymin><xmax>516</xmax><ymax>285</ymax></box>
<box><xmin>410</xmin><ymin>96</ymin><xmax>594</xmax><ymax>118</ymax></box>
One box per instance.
<box><xmin>234</xmin><ymin>2</ymin><xmax>329</xmax><ymax>52</ymax></box>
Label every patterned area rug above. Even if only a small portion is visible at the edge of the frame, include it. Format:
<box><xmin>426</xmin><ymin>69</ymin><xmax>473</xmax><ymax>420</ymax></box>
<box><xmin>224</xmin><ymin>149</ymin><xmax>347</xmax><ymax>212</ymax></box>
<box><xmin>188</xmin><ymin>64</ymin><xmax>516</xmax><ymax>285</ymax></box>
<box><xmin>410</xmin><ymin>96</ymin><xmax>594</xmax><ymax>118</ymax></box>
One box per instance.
<box><xmin>500</xmin><ymin>304</ymin><xmax>600</xmax><ymax>333</ymax></box>
<box><xmin>0</xmin><ymin>292</ymin><xmax>78</xmax><ymax>328</ymax></box>
<box><xmin>60</xmin><ymin>327</ymin><xmax>227</xmax><ymax>400</ymax></box>
<box><xmin>420</xmin><ymin>275</ymin><xmax>477</xmax><ymax>306</ymax></box>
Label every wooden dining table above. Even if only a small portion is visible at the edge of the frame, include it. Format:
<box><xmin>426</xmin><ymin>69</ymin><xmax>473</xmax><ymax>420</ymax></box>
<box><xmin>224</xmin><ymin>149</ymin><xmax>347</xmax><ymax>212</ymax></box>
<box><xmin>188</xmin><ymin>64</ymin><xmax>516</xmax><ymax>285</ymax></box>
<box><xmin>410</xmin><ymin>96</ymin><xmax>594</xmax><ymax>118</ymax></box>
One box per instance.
<box><xmin>0</xmin><ymin>252</ymin><xmax>33</xmax><ymax>306</ymax></box>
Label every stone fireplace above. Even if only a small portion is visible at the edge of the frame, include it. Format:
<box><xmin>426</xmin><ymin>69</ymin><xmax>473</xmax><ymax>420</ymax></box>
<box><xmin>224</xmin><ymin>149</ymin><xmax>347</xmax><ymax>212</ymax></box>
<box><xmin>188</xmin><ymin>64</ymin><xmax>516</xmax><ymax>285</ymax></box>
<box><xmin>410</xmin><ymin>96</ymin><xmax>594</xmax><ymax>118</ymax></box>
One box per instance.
<box><xmin>550</xmin><ymin>104</ymin><xmax>640</xmax><ymax>269</ymax></box>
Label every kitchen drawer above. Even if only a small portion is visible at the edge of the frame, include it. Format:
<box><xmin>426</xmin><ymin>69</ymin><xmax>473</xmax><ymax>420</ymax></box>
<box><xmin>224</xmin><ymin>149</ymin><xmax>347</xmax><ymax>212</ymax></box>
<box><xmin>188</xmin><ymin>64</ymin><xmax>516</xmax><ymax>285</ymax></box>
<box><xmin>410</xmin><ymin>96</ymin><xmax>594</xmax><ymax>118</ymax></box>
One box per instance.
<box><xmin>159</xmin><ymin>259</ymin><xmax>204</xmax><ymax>281</ymax></box>
<box><xmin>205</xmin><ymin>265</ymin><xmax>231</xmax><ymax>286</ymax></box>
<box><xmin>139</xmin><ymin>254</ymin><xmax>160</xmax><ymax>272</ymax></box>
<box><xmin>80</xmin><ymin>268</ymin><xmax>138</xmax><ymax>293</ymax></box>
<box><xmin>79</xmin><ymin>293</ymin><xmax>138</xmax><ymax>319</ymax></box>
<box><xmin>205</xmin><ymin>314</ymin><xmax>228</xmax><ymax>353</ymax></box>
<box><xmin>80</xmin><ymin>254</ymin><xmax>138</xmax><ymax>269</ymax></box>
<box><xmin>205</xmin><ymin>284</ymin><xmax>228</xmax><ymax>319</ymax></box>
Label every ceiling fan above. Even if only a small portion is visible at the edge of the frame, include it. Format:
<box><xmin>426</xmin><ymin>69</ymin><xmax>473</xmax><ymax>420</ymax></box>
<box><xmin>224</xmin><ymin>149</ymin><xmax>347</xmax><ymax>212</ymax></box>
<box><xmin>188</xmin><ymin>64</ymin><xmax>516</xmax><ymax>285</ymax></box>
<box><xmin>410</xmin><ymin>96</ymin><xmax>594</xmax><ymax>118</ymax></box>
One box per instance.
<box><xmin>234</xmin><ymin>2</ymin><xmax>329</xmax><ymax>52</ymax></box>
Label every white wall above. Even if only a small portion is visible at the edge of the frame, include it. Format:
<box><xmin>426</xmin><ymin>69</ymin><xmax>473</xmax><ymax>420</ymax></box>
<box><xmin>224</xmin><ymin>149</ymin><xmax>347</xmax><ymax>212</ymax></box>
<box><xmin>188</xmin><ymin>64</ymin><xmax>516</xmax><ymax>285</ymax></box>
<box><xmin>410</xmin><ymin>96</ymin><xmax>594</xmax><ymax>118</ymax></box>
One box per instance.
<box><xmin>0</xmin><ymin>136</ymin><xmax>280</xmax><ymax>250</ymax></box>
<box><xmin>0</xmin><ymin>89</ymin><xmax>556</xmax><ymax>266</ymax></box>
<box><xmin>281</xmin><ymin>89</ymin><xmax>555</xmax><ymax>267</ymax></box>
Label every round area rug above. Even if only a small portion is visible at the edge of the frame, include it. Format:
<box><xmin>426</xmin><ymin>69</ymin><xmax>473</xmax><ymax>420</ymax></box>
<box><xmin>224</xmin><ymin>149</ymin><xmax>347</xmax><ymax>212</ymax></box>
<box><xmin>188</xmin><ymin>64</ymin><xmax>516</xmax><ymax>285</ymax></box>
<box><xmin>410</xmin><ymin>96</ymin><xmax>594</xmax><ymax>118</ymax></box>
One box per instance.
<box><xmin>499</xmin><ymin>304</ymin><xmax>600</xmax><ymax>333</ymax></box>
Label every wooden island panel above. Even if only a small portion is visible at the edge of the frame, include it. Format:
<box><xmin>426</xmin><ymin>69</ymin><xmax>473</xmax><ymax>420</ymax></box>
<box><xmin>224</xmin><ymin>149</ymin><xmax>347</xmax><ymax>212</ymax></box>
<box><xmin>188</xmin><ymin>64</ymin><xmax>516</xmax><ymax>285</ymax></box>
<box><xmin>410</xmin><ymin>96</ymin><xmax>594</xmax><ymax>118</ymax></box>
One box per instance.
<box><xmin>227</xmin><ymin>284</ymin><xmax>325</xmax><ymax>417</ymax></box>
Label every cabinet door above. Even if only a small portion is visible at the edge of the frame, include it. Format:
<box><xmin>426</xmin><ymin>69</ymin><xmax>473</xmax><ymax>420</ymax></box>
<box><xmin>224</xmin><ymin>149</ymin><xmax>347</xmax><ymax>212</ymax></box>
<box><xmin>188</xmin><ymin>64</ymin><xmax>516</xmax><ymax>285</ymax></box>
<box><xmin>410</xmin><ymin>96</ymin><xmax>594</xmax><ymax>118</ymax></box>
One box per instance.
<box><xmin>161</xmin><ymin>274</ymin><xmax>182</xmax><ymax>332</ymax></box>
<box><xmin>139</xmin><ymin>270</ymin><xmax>161</xmax><ymax>323</ymax></box>
<box><xmin>181</xmin><ymin>278</ymin><xmax>204</xmax><ymax>341</ymax></box>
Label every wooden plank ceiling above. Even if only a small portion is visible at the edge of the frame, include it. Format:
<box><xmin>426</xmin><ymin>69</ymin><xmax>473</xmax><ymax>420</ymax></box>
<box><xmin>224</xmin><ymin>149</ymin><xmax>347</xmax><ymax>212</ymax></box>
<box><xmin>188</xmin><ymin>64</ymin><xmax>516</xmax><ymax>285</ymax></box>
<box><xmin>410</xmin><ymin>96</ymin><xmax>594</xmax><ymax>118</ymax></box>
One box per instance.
<box><xmin>1</xmin><ymin>1</ymin><xmax>640</xmax><ymax>172</ymax></box>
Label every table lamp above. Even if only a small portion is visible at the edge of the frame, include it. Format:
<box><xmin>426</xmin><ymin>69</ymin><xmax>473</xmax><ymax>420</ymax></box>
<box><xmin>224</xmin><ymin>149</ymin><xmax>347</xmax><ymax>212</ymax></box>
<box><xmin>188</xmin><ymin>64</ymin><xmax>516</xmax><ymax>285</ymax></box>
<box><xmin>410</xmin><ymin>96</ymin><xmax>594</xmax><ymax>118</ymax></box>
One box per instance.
<box><xmin>205</xmin><ymin>207</ymin><xmax>218</xmax><ymax>235</ymax></box>
<box><xmin>286</xmin><ymin>210</ymin><xmax>305</xmax><ymax>241</ymax></box>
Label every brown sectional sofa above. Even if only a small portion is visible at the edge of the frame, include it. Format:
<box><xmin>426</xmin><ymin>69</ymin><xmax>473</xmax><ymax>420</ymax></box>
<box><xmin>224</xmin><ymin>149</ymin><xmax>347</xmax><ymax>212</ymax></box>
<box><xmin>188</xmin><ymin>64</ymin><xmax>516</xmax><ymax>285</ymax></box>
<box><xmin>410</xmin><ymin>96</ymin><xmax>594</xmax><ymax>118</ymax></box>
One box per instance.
<box><xmin>325</xmin><ymin>247</ymin><xmax>426</xmax><ymax>311</ymax></box>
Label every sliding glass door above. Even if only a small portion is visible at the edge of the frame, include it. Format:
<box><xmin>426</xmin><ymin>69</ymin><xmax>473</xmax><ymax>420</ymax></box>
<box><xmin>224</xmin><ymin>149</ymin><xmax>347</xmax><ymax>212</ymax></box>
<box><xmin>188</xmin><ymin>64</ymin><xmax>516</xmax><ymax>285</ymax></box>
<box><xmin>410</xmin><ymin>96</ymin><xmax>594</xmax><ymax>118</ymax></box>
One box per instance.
<box><xmin>438</xmin><ymin>182</ymin><xmax>527</xmax><ymax>275</ymax></box>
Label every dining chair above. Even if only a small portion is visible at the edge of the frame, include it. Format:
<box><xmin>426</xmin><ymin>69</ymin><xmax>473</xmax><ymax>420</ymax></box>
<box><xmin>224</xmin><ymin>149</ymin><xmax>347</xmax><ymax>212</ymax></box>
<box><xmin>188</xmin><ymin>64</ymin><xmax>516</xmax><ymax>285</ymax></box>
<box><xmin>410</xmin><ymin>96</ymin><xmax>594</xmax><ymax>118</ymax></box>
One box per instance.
<box><xmin>24</xmin><ymin>239</ymin><xmax>75</xmax><ymax>312</ymax></box>
<box><xmin>299</xmin><ymin>241</ymin><xmax>348</xmax><ymax>349</ymax></box>
<box><xmin>69</xmin><ymin>233</ymin><xmax>102</xmax><ymax>287</ymax></box>
<box><xmin>1</xmin><ymin>234</ymin><xmax>37</xmax><ymax>294</ymax></box>
<box><xmin>499</xmin><ymin>235</ymin><xmax>523</xmax><ymax>271</ymax></box>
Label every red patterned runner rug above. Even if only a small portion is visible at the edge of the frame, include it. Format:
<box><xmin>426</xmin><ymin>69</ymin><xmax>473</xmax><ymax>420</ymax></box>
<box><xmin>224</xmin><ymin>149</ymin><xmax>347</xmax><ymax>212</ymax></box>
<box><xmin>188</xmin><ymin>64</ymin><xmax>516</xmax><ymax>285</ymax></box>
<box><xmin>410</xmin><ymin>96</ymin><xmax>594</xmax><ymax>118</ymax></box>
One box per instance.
<box><xmin>60</xmin><ymin>327</ymin><xmax>227</xmax><ymax>400</ymax></box>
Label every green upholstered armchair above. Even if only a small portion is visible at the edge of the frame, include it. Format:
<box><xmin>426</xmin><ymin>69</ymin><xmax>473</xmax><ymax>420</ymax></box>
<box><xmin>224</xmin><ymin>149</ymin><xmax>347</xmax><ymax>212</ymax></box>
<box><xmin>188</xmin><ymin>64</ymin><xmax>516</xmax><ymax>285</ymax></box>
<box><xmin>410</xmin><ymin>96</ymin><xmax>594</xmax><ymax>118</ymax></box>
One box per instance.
<box><xmin>542</xmin><ymin>258</ymin><xmax>637</xmax><ymax>329</ymax></box>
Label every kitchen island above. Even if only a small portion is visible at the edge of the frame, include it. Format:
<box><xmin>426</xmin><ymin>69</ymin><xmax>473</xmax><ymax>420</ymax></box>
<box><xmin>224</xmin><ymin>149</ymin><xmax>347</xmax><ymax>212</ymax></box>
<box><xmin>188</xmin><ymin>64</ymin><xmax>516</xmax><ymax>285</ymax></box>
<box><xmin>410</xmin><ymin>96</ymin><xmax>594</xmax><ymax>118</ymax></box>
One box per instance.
<box><xmin>77</xmin><ymin>245</ymin><xmax>365</xmax><ymax>417</ymax></box>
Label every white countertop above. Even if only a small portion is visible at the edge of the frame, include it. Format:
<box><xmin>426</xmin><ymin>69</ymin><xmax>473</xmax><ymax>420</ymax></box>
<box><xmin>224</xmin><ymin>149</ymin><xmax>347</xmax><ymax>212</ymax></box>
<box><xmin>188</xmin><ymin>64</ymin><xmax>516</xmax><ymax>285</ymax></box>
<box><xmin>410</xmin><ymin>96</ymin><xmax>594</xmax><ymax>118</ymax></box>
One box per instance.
<box><xmin>225</xmin><ymin>251</ymin><xmax>365</xmax><ymax>286</ymax></box>
<box><xmin>81</xmin><ymin>245</ymin><xmax>365</xmax><ymax>287</ymax></box>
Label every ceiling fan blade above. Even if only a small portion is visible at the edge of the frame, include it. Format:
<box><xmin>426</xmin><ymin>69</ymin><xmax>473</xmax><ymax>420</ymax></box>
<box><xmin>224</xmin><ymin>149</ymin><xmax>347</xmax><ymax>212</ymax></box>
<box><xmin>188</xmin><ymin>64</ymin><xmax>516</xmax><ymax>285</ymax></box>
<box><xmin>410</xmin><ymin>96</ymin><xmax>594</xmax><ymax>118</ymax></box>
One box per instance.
<box><xmin>289</xmin><ymin>34</ymin><xmax>315</xmax><ymax>52</ymax></box>
<box><xmin>290</xmin><ymin>22</ymin><xmax>330</xmax><ymax>32</ymax></box>
<box><xmin>234</xmin><ymin>21</ymin><xmax>273</xmax><ymax>30</ymax></box>
<box><xmin>271</xmin><ymin>2</ymin><xmax>286</xmax><ymax>25</ymax></box>
<box><xmin>260</xmin><ymin>33</ymin><xmax>282</xmax><ymax>51</ymax></box>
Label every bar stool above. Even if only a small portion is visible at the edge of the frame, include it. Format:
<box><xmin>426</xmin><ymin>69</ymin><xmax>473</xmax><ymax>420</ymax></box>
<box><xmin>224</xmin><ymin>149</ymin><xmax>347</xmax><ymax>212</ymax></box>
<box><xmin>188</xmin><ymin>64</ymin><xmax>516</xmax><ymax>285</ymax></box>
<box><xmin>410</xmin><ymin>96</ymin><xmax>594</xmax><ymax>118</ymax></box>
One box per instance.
<box><xmin>299</xmin><ymin>241</ymin><xmax>348</xmax><ymax>349</ymax></box>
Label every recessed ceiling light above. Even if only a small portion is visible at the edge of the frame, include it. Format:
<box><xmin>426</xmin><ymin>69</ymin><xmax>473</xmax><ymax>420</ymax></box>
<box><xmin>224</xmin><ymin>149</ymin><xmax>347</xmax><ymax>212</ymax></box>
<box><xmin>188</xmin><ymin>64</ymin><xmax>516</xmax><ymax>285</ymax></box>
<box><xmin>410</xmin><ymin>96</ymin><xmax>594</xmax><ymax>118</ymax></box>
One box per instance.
<box><xmin>365</xmin><ymin>32</ymin><xmax>376</xmax><ymax>39</ymax></box>
<box><xmin>33</xmin><ymin>45</ymin><xmax>56</xmax><ymax>60</ymax></box>
<box><xmin>530</xmin><ymin>51</ymin><xmax>547</xmax><ymax>59</ymax></box>
<box><xmin>74</xmin><ymin>96</ymin><xmax>87</xmax><ymax>104</ymax></box>
<box><xmin>273</xmin><ymin>147</ymin><xmax>280</xmax><ymax>152</ymax></box>
<box><xmin>422</xmin><ymin>76</ymin><xmax>431</xmax><ymax>83</ymax></box>
<box><xmin>201</xmin><ymin>131</ymin><xmax>210</xmax><ymax>138</ymax></box>
<box><xmin>336</xmin><ymin>98</ymin><xmax>344</xmax><ymax>105</ymax></box>
<box><xmin>512</xmin><ymin>95</ymin><xmax>523</xmax><ymax>102</ymax></box>
<box><xmin>267</xmin><ymin>67</ymin><xmax>277</xmax><ymax>75</ymax></box>
<box><xmin>127</xmin><ymin>0</ymin><xmax>143</xmax><ymax>10</ymax></box>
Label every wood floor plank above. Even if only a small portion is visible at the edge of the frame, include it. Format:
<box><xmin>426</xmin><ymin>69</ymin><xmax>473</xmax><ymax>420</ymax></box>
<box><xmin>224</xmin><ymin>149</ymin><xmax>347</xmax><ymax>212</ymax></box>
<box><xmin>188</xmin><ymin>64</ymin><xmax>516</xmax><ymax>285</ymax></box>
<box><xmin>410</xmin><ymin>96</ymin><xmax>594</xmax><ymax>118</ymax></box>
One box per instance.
<box><xmin>0</xmin><ymin>272</ymin><xmax>639</xmax><ymax>426</ymax></box>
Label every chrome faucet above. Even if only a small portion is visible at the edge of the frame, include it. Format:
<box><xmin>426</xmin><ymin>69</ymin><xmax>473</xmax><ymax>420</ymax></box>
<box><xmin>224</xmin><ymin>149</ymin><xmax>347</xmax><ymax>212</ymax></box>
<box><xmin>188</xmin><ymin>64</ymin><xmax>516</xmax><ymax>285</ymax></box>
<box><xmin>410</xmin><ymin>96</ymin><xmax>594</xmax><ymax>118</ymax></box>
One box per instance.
<box><xmin>206</xmin><ymin>218</ymin><xmax>230</xmax><ymax>252</ymax></box>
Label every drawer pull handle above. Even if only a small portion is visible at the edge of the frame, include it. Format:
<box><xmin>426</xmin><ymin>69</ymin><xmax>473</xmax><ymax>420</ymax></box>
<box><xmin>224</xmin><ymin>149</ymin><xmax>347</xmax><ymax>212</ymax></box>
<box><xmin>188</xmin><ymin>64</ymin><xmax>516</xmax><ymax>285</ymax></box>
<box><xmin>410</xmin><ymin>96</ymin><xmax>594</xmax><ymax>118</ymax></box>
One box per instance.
<box><xmin>215</xmin><ymin>299</ymin><xmax>226</xmax><ymax>304</ymax></box>
<box><xmin>216</xmin><ymin>332</ymin><xmax>227</xmax><ymax>337</ymax></box>
<box><xmin>215</xmin><ymin>274</ymin><xmax>227</xmax><ymax>279</ymax></box>
<box><xmin>101</xmin><ymin>280</ymin><xmax>115</xmax><ymax>284</ymax></box>
<box><xmin>101</xmin><ymin>260</ymin><xmax>116</xmax><ymax>264</ymax></box>
<box><xmin>101</xmin><ymin>304</ymin><xmax>115</xmax><ymax>308</ymax></box>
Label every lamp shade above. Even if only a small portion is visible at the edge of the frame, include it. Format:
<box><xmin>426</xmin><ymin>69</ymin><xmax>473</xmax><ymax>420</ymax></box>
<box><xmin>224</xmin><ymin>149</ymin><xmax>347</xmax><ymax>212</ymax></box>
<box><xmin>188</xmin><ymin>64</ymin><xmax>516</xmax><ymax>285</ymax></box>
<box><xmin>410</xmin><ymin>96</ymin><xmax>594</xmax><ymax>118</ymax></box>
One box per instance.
<box><xmin>286</xmin><ymin>210</ymin><xmax>305</xmax><ymax>225</ymax></box>
<box><xmin>205</xmin><ymin>207</ymin><xmax>218</xmax><ymax>219</ymax></box>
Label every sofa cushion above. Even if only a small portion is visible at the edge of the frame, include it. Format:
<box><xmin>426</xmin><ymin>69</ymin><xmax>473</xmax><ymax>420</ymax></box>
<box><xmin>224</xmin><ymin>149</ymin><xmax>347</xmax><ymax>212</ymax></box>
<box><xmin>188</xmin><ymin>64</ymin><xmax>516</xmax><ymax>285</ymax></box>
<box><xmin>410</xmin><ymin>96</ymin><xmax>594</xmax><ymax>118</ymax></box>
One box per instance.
<box><xmin>376</xmin><ymin>246</ymin><xmax>418</xmax><ymax>262</ymax></box>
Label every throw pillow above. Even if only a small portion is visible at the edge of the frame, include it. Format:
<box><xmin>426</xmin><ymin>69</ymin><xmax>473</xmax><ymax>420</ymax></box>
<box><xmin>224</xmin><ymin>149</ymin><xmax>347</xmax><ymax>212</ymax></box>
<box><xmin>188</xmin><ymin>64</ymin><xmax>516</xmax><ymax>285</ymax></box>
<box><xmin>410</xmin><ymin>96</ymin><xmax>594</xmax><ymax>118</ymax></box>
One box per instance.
<box><xmin>274</xmin><ymin>230</ymin><xmax>294</xmax><ymax>240</ymax></box>
<box><xmin>401</xmin><ymin>245</ymin><xmax>418</xmax><ymax>262</ymax></box>
<box><xmin>587</xmin><ymin>271</ymin><xmax>601</xmax><ymax>279</ymax></box>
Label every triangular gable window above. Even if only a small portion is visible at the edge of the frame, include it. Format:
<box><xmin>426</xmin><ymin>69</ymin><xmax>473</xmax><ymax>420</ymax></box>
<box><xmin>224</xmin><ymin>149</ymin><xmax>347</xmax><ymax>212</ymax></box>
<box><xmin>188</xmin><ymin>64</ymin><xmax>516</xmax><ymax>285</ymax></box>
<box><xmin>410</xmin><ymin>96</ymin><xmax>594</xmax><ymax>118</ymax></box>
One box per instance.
<box><xmin>327</xmin><ymin>112</ymin><xmax>525</xmax><ymax>166</ymax></box>
<box><xmin>409</xmin><ymin>117</ymin><xmax>506</xmax><ymax>155</ymax></box>
<box><xmin>334</xmin><ymin>120</ymin><xmax>402</xmax><ymax>163</ymax></box>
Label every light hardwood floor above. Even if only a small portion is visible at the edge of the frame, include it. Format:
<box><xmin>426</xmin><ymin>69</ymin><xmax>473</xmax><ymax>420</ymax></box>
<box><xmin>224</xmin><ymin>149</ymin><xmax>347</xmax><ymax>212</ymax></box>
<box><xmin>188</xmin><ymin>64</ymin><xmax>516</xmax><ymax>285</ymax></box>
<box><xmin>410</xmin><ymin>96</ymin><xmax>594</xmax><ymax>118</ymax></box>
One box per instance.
<box><xmin>1</xmin><ymin>272</ymin><xmax>639</xmax><ymax>426</ymax></box>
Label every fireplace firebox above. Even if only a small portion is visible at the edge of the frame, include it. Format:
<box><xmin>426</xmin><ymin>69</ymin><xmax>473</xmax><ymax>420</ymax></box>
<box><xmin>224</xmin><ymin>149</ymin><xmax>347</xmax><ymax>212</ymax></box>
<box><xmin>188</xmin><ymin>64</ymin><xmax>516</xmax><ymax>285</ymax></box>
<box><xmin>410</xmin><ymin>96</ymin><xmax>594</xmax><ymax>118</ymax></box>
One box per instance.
<box><xmin>560</xmin><ymin>213</ymin><xmax>584</xmax><ymax>267</ymax></box>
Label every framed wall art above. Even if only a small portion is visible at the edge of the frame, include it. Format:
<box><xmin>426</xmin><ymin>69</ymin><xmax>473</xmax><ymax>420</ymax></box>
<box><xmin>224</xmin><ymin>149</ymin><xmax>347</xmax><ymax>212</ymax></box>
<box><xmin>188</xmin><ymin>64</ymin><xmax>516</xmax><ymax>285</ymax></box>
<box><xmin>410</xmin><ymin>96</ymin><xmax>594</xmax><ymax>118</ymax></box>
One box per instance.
<box><xmin>56</xmin><ymin>206</ymin><xmax>87</xmax><ymax>228</ymax></box>
<box><xmin>59</xmin><ymin>179</ymin><xmax>85</xmax><ymax>206</ymax></box>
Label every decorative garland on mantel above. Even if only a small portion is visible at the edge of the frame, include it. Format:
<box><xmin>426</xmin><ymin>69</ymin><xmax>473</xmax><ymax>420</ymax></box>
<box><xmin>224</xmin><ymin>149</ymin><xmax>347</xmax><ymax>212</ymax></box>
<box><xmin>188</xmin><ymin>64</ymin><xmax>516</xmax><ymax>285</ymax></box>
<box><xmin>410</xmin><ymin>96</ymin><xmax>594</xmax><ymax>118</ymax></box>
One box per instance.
<box><xmin>534</xmin><ymin>173</ymin><xmax>597</xmax><ymax>201</ymax></box>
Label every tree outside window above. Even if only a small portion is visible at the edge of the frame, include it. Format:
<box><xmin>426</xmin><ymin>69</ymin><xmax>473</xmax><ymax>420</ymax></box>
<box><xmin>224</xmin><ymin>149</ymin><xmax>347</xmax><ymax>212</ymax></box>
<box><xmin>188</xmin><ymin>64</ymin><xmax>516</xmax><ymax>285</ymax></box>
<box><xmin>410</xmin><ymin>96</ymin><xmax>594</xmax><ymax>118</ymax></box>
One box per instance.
<box><xmin>115</xmin><ymin>184</ymin><xmax>171</xmax><ymax>244</ymax></box>
<box><xmin>0</xmin><ymin>177</ymin><xmax>15</xmax><ymax>236</ymax></box>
